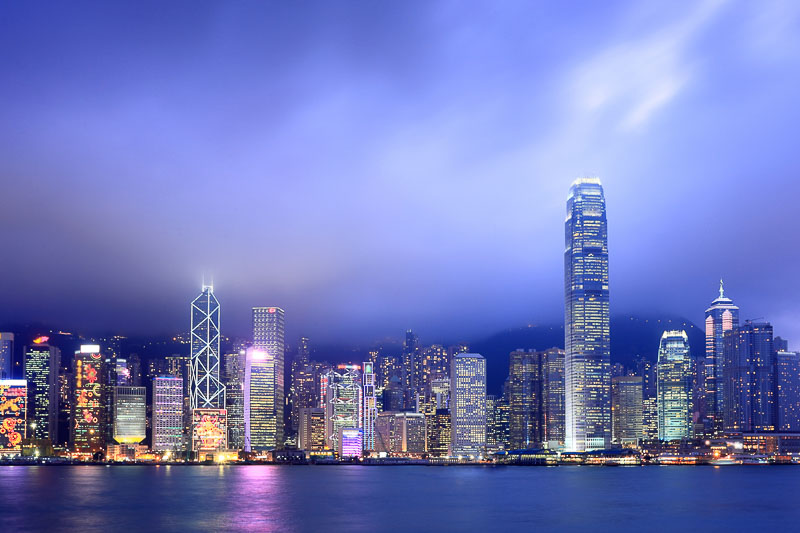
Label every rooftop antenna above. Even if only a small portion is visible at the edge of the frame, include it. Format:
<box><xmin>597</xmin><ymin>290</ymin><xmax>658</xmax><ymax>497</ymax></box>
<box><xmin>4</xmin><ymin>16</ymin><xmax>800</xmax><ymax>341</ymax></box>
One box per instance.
<box><xmin>719</xmin><ymin>278</ymin><xmax>724</xmax><ymax>298</ymax></box>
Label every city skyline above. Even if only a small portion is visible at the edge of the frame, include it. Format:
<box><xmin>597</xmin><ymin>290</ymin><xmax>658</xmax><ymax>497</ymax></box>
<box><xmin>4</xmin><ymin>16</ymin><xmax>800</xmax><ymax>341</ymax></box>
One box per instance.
<box><xmin>2</xmin><ymin>2</ymin><xmax>800</xmax><ymax>344</ymax></box>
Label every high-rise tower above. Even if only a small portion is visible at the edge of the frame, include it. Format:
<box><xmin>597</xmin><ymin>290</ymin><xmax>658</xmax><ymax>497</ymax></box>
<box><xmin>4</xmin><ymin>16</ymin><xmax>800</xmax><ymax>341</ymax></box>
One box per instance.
<box><xmin>704</xmin><ymin>280</ymin><xmax>739</xmax><ymax>434</ymax></box>
<box><xmin>189</xmin><ymin>285</ymin><xmax>225</xmax><ymax>410</ymax></box>
<box><xmin>657</xmin><ymin>330</ymin><xmax>693</xmax><ymax>441</ymax></box>
<box><xmin>251</xmin><ymin>306</ymin><xmax>285</xmax><ymax>449</ymax></box>
<box><xmin>564</xmin><ymin>178</ymin><xmax>610</xmax><ymax>451</ymax></box>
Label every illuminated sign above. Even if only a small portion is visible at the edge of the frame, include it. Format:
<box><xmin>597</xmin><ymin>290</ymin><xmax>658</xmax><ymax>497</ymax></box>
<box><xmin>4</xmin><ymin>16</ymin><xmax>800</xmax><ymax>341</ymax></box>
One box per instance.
<box><xmin>192</xmin><ymin>409</ymin><xmax>228</xmax><ymax>452</ymax></box>
<box><xmin>339</xmin><ymin>428</ymin><xmax>363</xmax><ymax>458</ymax></box>
<box><xmin>73</xmin><ymin>353</ymin><xmax>104</xmax><ymax>453</ymax></box>
<box><xmin>80</xmin><ymin>345</ymin><xmax>101</xmax><ymax>354</ymax></box>
<box><xmin>33</xmin><ymin>336</ymin><xmax>49</xmax><ymax>344</ymax></box>
<box><xmin>268</xmin><ymin>308</ymin><xmax>276</xmax><ymax>313</ymax></box>
<box><xmin>0</xmin><ymin>380</ymin><xmax>27</xmax><ymax>452</ymax></box>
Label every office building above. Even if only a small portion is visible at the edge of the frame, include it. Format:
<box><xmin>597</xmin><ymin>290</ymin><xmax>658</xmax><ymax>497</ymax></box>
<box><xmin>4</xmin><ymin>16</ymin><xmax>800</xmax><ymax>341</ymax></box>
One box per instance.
<box><xmin>322</xmin><ymin>365</ymin><xmax>362</xmax><ymax>452</ymax></box>
<box><xmin>375</xmin><ymin>411</ymin><xmax>426</xmax><ymax>456</ymax></box>
<box><xmin>564</xmin><ymin>178</ymin><xmax>611</xmax><ymax>451</ymax></box>
<box><xmin>704</xmin><ymin>281</ymin><xmax>739</xmax><ymax>434</ymax></box>
<box><xmin>612</xmin><ymin>376</ymin><xmax>643</xmax><ymax>445</ymax></box>
<box><xmin>0</xmin><ymin>333</ymin><xmax>14</xmax><ymax>380</ymax></box>
<box><xmin>363</xmin><ymin>361</ymin><xmax>377</xmax><ymax>452</ymax></box>
<box><xmin>252</xmin><ymin>306</ymin><xmax>285</xmax><ymax>449</ymax></box>
<box><xmin>657</xmin><ymin>331</ymin><xmax>693</xmax><ymax>441</ymax></box>
<box><xmin>543</xmin><ymin>347</ymin><xmax>565</xmax><ymax>446</ymax></box>
<box><xmin>190</xmin><ymin>285</ymin><xmax>225</xmax><ymax>409</ymax></box>
<box><xmin>113</xmin><ymin>386</ymin><xmax>146</xmax><ymax>444</ymax></box>
<box><xmin>152</xmin><ymin>376</ymin><xmax>184</xmax><ymax>452</ymax></box>
<box><xmin>507</xmin><ymin>349</ymin><xmax>543</xmax><ymax>448</ymax></box>
<box><xmin>450</xmin><ymin>353</ymin><xmax>486</xmax><ymax>457</ymax></box>
<box><xmin>71</xmin><ymin>345</ymin><xmax>106</xmax><ymax>454</ymax></box>
<box><xmin>338</xmin><ymin>427</ymin><xmax>363</xmax><ymax>458</ymax></box>
<box><xmin>298</xmin><ymin>407</ymin><xmax>326</xmax><ymax>452</ymax></box>
<box><xmin>24</xmin><ymin>337</ymin><xmax>61</xmax><ymax>443</ymax></box>
<box><xmin>402</xmin><ymin>330</ymin><xmax>420</xmax><ymax>406</ymax></box>
<box><xmin>777</xmin><ymin>351</ymin><xmax>800</xmax><ymax>431</ymax></box>
<box><xmin>223</xmin><ymin>349</ymin><xmax>245</xmax><ymax>450</ymax></box>
<box><xmin>0</xmin><ymin>380</ymin><xmax>27</xmax><ymax>453</ymax></box>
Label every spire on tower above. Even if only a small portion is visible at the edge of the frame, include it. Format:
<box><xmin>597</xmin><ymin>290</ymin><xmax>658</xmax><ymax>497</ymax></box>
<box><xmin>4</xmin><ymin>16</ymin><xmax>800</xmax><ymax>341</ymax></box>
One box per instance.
<box><xmin>719</xmin><ymin>279</ymin><xmax>724</xmax><ymax>299</ymax></box>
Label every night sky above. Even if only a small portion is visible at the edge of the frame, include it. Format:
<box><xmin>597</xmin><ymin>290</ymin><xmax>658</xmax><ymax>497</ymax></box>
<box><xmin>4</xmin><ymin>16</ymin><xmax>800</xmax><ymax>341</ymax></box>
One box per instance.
<box><xmin>1</xmin><ymin>1</ymin><xmax>799</xmax><ymax>344</ymax></box>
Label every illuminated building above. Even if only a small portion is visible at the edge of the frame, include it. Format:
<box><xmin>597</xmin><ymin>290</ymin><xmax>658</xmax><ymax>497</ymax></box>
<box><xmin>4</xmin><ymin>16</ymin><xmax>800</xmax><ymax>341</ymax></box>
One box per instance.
<box><xmin>244</xmin><ymin>346</ymin><xmax>274</xmax><ymax>451</ymax></box>
<box><xmin>430</xmin><ymin>377</ymin><xmax>450</xmax><ymax>409</ymax></box>
<box><xmin>24</xmin><ymin>337</ymin><xmax>61</xmax><ymax>443</ymax></box>
<box><xmin>450</xmin><ymin>353</ymin><xmax>486</xmax><ymax>457</ymax></box>
<box><xmin>378</xmin><ymin>354</ymin><xmax>401</xmax><ymax>389</ymax></box>
<box><xmin>564</xmin><ymin>177</ymin><xmax>611</xmax><ymax>451</ymax></box>
<box><xmin>224</xmin><ymin>349</ymin><xmax>245</xmax><ymax>450</ymax></box>
<box><xmin>382</xmin><ymin>377</ymin><xmax>406</xmax><ymax>412</ymax></box>
<box><xmin>704</xmin><ymin>280</ymin><xmax>739</xmax><ymax>434</ymax></box>
<box><xmin>190</xmin><ymin>285</ymin><xmax>225</xmax><ymax>410</ymax></box>
<box><xmin>252</xmin><ymin>306</ymin><xmax>285</xmax><ymax>449</ymax></box>
<box><xmin>402</xmin><ymin>330</ymin><xmax>420</xmax><ymax>407</ymax></box>
<box><xmin>636</xmin><ymin>357</ymin><xmax>658</xmax><ymax>439</ymax></box>
<box><xmin>113</xmin><ymin>386</ymin><xmax>146</xmax><ymax>444</ymax></box>
<box><xmin>322</xmin><ymin>365</ymin><xmax>362</xmax><ymax>452</ymax></box>
<box><xmin>420</xmin><ymin>344</ymin><xmax>448</xmax><ymax>391</ymax></box>
<box><xmin>375</xmin><ymin>411</ymin><xmax>426</xmax><ymax>456</ymax></box>
<box><xmin>298</xmin><ymin>407</ymin><xmax>326</xmax><ymax>451</ymax></box>
<box><xmin>657</xmin><ymin>331</ymin><xmax>693</xmax><ymax>441</ymax></box>
<box><xmin>722</xmin><ymin>321</ymin><xmax>776</xmax><ymax>433</ymax></box>
<box><xmin>777</xmin><ymin>351</ymin><xmax>800</xmax><ymax>431</ymax></box>
<box><xmin>0</xmin><ymin>380</ymin><xmax>27</xmax><ymax>453</ymax></box>
<box><xmin>0</xmin><ymin>333</ymin><xmax>14</xmax><ymax>379</ymax></box>
<box><xmin>71</xmin><ymin>345</ymin><xmax>106</xmax><ymax>454</ymax></box>
<box><xmin>507</xmin><ymin>349</ymin><xmax>544</xmax><ymax>448</ymax></box>
<box><xmin>288</xmin><ymin>337</ymin><xmax>310</xmax><ymax>433</ymax></box>
<box><xmin>152</xmin><ymin>376</ymin><xmax>184</xmax><ymax>452</ymax></box>
<box><xmin>543</xmin><ymin>348</ymin><xmax>565</xmax><ymax>446</ymax></box>
<box><xmin>192</xmin><ymin>408</ymin><xmax>228</xmax><ymax>454</ymax></box>
<box><xmin>428</xmin><ymin>408</ymin><xmax>451</xmax><ymax>457</ymax></box>
<box><xmin>486</xmin><ymin>394</ymin><xmax>503</xmax><ymax>452</ymax></box>
<box><xmin>338</xmin><ymin>427</ymin><xmax>363</xmax><ymax>458</ymax></box>
<box><xmin>612</xmin><ymin>376</ymin><xmax>643</xmax><ymax>445</ymax></box>
<box><xmin>362</xmin><ymin>361</ymin><xmax>377</xmax><ymax>452</ymax></box>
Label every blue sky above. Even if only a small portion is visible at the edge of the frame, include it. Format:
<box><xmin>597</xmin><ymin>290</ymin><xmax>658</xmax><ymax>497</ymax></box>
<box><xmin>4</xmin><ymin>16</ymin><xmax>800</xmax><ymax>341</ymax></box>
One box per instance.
<box><xmin>1</xmin><ymin>1</ymin><xmax>799</xmax><ymax>344</ymax></box>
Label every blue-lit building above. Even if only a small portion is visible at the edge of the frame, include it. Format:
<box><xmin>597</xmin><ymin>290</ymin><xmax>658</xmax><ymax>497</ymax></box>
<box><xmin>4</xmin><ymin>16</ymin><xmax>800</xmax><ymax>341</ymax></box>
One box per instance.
<box><xmin>777</xmin><ymin>350</ymin><xmax>800</xmax><ymax>431</ymax></box>
<box><xmin>564</xmin><ymin>178</ymin><xmax>610</xmax><ymax>451</ymax></box>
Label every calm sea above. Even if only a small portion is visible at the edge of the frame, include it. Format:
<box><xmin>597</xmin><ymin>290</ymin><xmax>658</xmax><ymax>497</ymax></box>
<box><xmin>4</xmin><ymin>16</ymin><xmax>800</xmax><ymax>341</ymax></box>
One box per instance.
<box><xmin>0</xmin><ymin>465</ymin><xmax>798</xmax><ymax>532</ymax></box>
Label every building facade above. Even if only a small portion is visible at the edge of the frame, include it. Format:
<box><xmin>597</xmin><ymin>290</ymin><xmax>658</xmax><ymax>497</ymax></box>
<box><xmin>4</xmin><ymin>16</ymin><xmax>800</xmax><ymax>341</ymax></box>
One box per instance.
<box><xmin>322</xmin><ymin>365</ymin><xmax>362</xmax><ymax>453</ymax></box>
<box><xmin>450</xmin><ymin>353</ymin><xmax>486</xmax><ymax>457</ymax></box>
<box><xmin>24</xmin><ymin>338</ymin><xmax>60</xmax><ymax>443</ymax></box>
<box><xmin>611</xmin><ymin>376</ymin><xmax>643</xmax><ymax>445</ymax></box>
<box><xmin>298</xmin><ymin>407</ymin><xmax>326</xmax><ymax>452</ymax></box>
<box><xmin>251</xmin><ymin>307</ymin><xmax>285</xmax><ymax>449</ymax></box>
<box><xmin>657</xmin><ymin>331</ymin><xmax>693</xmax><ymax>441</ymax></box>
<box><xmin>113</xmin><ymin>386</ymin><xmax>146</xmax><ymax>444</ymax></box>
<box><xmin>152</xmin><ymin>376</ymin><xmax>184</xmax><ymax>452</ymax></box>
<box><xmin>564</xmin><ymin>178</ymin><xmax>611</xmax><ymax>451</ymax></box>
<box><xmin>777</xmin><ymin>351</ymin><xmax>800</xmax><ymax>431</ymax></box>
<box><xmin>71</xmin><ymin>345</ymin><xmax>105</xmax><ymax>454</ymax></box>
<box><xmin>704</xmin><ymin>281</ymin><xmax>739</xmax><ymax>434</ymax></box>
<box><xmin>190</xmin><ymin>285</ymin><xmax>225</xmax><ymax>410</ymax></box>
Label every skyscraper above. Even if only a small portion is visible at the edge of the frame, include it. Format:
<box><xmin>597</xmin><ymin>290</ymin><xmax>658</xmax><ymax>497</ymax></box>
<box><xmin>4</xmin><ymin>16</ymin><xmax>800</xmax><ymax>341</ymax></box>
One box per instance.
<box><xmin>507</xmin><ymin>349</ymin><xmax>543</xmax><ymax>449</ymax></box>
<box><xmin>0</xmin><ymin>333</ymin><xmax>14</xmax><ymax>380</ymax></box>
<box><xmin>704</xmin><ymin>281</ymin><xmax>739</xmax><ymax>434</ymax></box>
<box><xmin>152</xmin><ymin>376</ymin><xmax>184</xmax><ymax>452</ymax></box>
<box><xmin>298</xmin><ymin>407</ymin><xmax>326</xmax><ymax>452</ymax></box>
<box><xmin>543</xmin><ymin>347</ymin><xmax>565</xmax><ymax>447</ymax></box>
<box><xmin>322</xmin><ymin>364</ymin><xmax>362</xmax><ymax>453</ymax></box>
<box><xmin>189</xmin><ymin>285</ymin><xmax>225</xmax><ymax>410</ymax></box>
<box><xmin>288</xmin><ymin>337</ymin><xmax>310</xmax><ymax>433</ymax></box>
<box><xmin>24</xmin><ymin>337</ymin><xmax>61</xmax><ymax>443</ymax></box>
<box><xmin>564</xmin><ymin>178</ymin><xmax>611</xmax><ymax>451</ymax></box>
<box><xmin>450</xmin><ymin>353</ymin><xmax>486</xmax><ymax>457</ymax></box>
<box><xmin>722</xmin><ymin>321</ymin><xmax>776</xmax><ymax>433</ymax></box>
<box><xmin>611</xmin><ymin>376</ymin><xmax>643</xmax><ymax>445</ymax></box>
<box><xmin>402</xmin><ymin>330</ymin><xmax>420</xmax><ymax>407</ymax></box>
<box><xmin>362</xmin><ymin>361</ymin><xmax>377</xmax><ymax>453</ymax></box>
<box><xmin>0</xmin><ymin>380</ymin><xmax>27</xmax><ymax>453</ymax></box>
<box><xmin>657</xmin><ymin>331</ymin><xmax>693</xmax><ymax>441</ymax></box>
<box><xmin>251</xmin><ymin>306</ymin><xmax>285</xmax><ymax>449</ymax></box>
<box><xmin>777</xmin><ymin>350</ymin><xmax>800</xmax><ymax>431</ymax></box>
<box><xmin>71</xmin><ymin>345</ymin><xmax>106</xmax><ymax>455</ymax></box>
<box><xmin>224</xmin><ymin>349</ymin><xmax>246</xmax><ymax>450</ymax></box>
<box><xmin>112</xmin><ymin>386</ymin><xmax>146</xmax><ymax>444</ymax></box>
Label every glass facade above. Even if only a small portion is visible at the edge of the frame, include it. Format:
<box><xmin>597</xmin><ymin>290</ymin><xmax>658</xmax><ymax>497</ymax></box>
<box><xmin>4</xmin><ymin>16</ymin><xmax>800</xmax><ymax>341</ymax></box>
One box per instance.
<box><xmin>190</xmin><ymin>285</ymin><xmax>225</xmax><ymax>410</ymax></box>
<box><xmin>113</xmin><ymin>386</ymin><xmax>146</xmax><ymax>444</ymax></box>
<box><xmin>251</xmin><ymin>307</ymin><xmax>285</xmax><ymax>449</ymax></box>
<box><xmin>322</xmin><ymin>365</ymin><xmax>362</xmax><ymax>453</ymax></box>
<box><xmin>71</xmin><ymin>346</ymin><xmax>106</xmax><ymax>454</ymax></box>
<box><xmin>564</xmin><ymin>178</ymin><xmax>610</xmax><ymax>451</ymax></box>
<box><xmin>24</xmin><ymin>341</ymin><xmax>60</xmax><ymax>443</ymax></box>
<box><xmin>777</xmin><ymin>351</ymin><xmax>800</xmax><ymax>431</ymax></box>
<box><xmin>152</xmin><ymin>376</ymin><xmax>184</xmax><ymax>452</ymax></box>
<box><xmin>722</xmin><ymin>321</ymin><xmax>775</xmax><ymax>432</ymax></box>
<box><xmin>657</xmin><ymin>331</ymin><xmax>693</xmax><ymax>441</ymax></box>
<box><xmin>612</xmin><ymin>376</ymin><xmax>643</xmax><ymax>444</ymax></box>
<box><xmin>704</xmin><ymin>281</ymin><xmax>739</xmax><ymax>434</ymax></box>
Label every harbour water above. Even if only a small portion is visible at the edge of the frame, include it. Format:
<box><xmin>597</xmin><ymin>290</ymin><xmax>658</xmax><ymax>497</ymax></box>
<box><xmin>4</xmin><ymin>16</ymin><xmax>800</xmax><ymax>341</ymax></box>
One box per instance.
<box><xmin>1</xmin><ymin>465</ymin><xmax>798</xmax><ymax>532</ymax></box>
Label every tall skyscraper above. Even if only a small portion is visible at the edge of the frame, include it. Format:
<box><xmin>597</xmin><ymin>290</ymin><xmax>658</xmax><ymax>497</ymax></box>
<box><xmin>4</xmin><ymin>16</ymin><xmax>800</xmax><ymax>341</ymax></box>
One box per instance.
<box><xmin>298</xmin><ymin>407</ymin><xmax>326</xmax><ymax>452</ymax></box>
<box><xmin>112</xmin><ymin>386</ymin><xmax>146</xmax><ymax>444</ymax></box>
<box><xmin>24</xmin><ymin>337</ymin><xmax>61</xmax><ymax>443</ymax></box>
<box><xmin>636</xmin><ymin>357</ymin><xmax>658</xmax><ymax>440</ymax></box>
<box><xmin>374</xmin><ymin>411</ymin><xmax>426</xmax><ymax>456</ymax></box>
<box><xmin>543</xmin><ymin>347</ymin><xmax>565</xmax><ymax>447</ymax></box>
<box><xmin>71</xmin><ymin>345</ymin><xmax>106</xmax><ymax>454</ymax></box>
<box><xmin>288</xmin><ymin>337</ymin><xmax>311</xmax><ymax>433</ymax></box>
<box><xmin>611</xmin><ymin>376</ymin><xmax>643</xmax><ymax>445</ymax></box>
<box><xmin>251</xmin><ymin>307</ymin><xmax>285</xmax><ymax>449</ymax></box>
<box><xmin>704</xmin><ymin>281</ymin><xmax>739</xmax><ymax>434</ymax></box>
<box><xmin>189</xmin><ymin>285</ymin><xmax>225</xmax><ymax>410</ymax></box>
<box><xmin>564</xmin><ymin>178</ymin><xmax>611</xmax><ymax>451</ymax></box>
<box><xmin>152</xmin><ymin>376</ymin><xmax>184</xmax><ymax>452</ymax></box>
<box><xmin>450</xmin><ymin>353</ymin><xmax>486</xmax><ymax>457</ymax></box>
<box><xmin>402</xmin><ymin>330</ymin><xmax>420</xmax><ymax>406</ymax></box>
<box><xmin>362</xmin><ymin>361</ymin><xmax>377</xmax><ymax>452</ymax></box>
<box><xmin>777</xmin><ymin>351</ymin><xmax>800</xmax><ymax>431</ymax></box>
<box><xmin>224</xmin><ymin>349</ymin><xmax>246</xmax><ymax>450</ymax></box>
<box><xmin>0</xmin><ymin>333</ymin><xmax>14</xmax><ymax>380</ymax></box>
<box><xmin>507</xmin><ymin>349</ymin><xmax>543</xmax><ymax>449</ymax></box>
<box><xmin>722</xmin><ymin>321</ymin><xmax>776</xmax><ymax>433</ymax></box>
<box><xmin>322</xmin><ymin>364</ymin><xmax>362</xmax><ymax>453</ymax></box>
<box><xmin>657</xmin><ymin>331</ymin><xmax>693</xmax><ymax>441</ymax></box>
<box><xmin>0</xmin><ymin>380</ymin><xmax>27</xmax><ymax>453</ymax></box>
